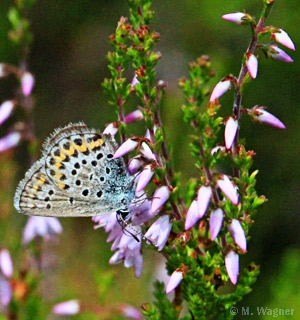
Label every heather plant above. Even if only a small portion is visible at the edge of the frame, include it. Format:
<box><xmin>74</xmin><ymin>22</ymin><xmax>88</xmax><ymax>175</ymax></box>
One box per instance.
<box><xmin>0</xmin><ymin>0</ymin><xmax>296</xmax><ymax>319</ymax></box>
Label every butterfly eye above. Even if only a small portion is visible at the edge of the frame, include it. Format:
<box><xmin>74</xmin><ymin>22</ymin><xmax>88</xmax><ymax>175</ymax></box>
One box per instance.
<box><xmin>121</xmin><ymin>198</ymin><xmax>127</xmax><ymax>205</ymax></box>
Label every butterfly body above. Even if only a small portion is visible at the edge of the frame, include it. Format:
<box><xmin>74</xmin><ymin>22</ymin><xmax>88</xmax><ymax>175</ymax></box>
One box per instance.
<box><xmin>14</xmin><ymin>122</ymin><xmax>136</xmax><ymax>217</ymax></box>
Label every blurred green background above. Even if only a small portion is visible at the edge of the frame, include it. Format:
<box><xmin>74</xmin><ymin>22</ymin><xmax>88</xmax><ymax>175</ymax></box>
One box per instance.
<box><xmin>0</xmin><ymin>0</ymin><xmax>299</xmax><ymax>319</ymax></box>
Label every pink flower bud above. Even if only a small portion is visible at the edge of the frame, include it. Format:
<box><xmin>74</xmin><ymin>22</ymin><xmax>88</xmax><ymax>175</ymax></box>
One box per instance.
<box><xmin>113</xmin><ymin>138</ymin><xmax>138</xmax><ymax>159</ymax></box>
<box><xmin>269</xmin><ymin>45</ymin><xmax>293</xmax><ymax>63</ymax></box>
<box><xmin>124</xmin><ymin>110</ymin><xmax>144</xmax><ymax>123</ymax></box>
<box><xmin>103</xmin><ymin>122</ymin><xmax>118</xmax><ymax>135</ymax></box>
<box><xmin>136</xmin><ymin>164</ymin><xmax>154</xmax><ymax>192</ymax></box>
<box><xmin>197</xmin><ymin>186</ymin><xmax>212</xmax><ymax>218</ymax></box>
<box><xmin>246</xmin><ymin>54</ymin><xmax>258</xmax><ymax>79</ymax></box>
<box><xmin>222</xmin><ymin>12</ymin><xmax>247</xmax><ymax>25</ymax></box>
<box><xmin>131</xmin><ymin>74</ymin><xmax>140</xmax><ymax>88</ymax></box>
<box><xmin>225</xmin><ymin>251</ymin><xmax>239</xmax><ymax>284</ymax></box>
<box><xmin>185</xmin><ymin>200</ymin><xmax>199</xmax><ymax>230</ymax></box>
<box><xmin>252</xmin><ymin>106</ymin><xmax>286</xmax><ymax>129</ymax></box>
<box><xmin>224</xmin><ymin>116</ymin><xmax>238</xmax><ymax>150</ymax></box>
<box><xmin>210</xmin><ymin>78</ymin><xmax>231</xmax><ymax>102</ymax></box>
<box><xmin>151</xmin><ymin>186</ymin><xmax>170</xmax><ymax>214</ymax></box>
<box><xmin>0</xmin><ymin>64</ymin><xmax>6</xmax><ymax>77</ymax></box>
<box><xmin>166</xmin><ymin>269</ymin><xmax>184</xmax><ymax>294</ymax></box>
<box><xmin>52</xmin><ymin>300</ymin><xmax>80</xmax><ymax>315</ymax></box>
<box><xmin>140</xmin><ymin>142</ymin><xmax>156</xmax><ymax>161</ymax></box>
<box><xmin>128</xmin><ymin>156</ymin><xmax>144</xmax><ymax>174</ymax></box>
<box><xmin>209</xmin><ymin>208</ymin><xmax>223</xmax><ymax>240</ymax></box>
<box><xmin>228</xmin><ymin>219</ymin><xmax>247</xmax><ymax>251</ymax></box>
<box><xmin>217</xmin><ymin>175</ymin><xmax>239</xmax><ymax>205</ymax></box>
<box><xmin>272</xmin><ymin>29</ymin><xmax>295</xmax><ymax>51</ymax></box>
<box><xmin>21</xmin><ymin>72</ymin><xmax>35</xmax><ymax>96</ymax></box>
<box><xmin>0</xmin><ymin>132</ymin><xmax>21</xmax><ymax>152</ymax></box>
<box><xmin>0</xmin><ymin>249</ymin><xmax>13</xmax><ymax>278</ymax></box>
<box><xmin>0</xmin><ymin>101</ymin><xmax>15</xmax><ymax>126</ymax></box>
<box><xmin>119</xmin><ymin>304</ymin><xmax>143</xmax><ymax>320</ymax></box>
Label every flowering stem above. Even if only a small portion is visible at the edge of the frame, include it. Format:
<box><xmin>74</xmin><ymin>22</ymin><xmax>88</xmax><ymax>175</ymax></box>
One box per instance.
<box><xmin>232</xmin><ymin>5</ymin><xmax>274</xmax><ymax>176</ymax></box>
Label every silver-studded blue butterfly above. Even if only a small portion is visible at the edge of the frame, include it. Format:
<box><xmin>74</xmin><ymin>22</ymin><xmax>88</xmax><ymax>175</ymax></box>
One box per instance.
<box><xmin>14</xmin><ymin>122</ymin><xmax>136</xmax><ymax>219</ymax></box>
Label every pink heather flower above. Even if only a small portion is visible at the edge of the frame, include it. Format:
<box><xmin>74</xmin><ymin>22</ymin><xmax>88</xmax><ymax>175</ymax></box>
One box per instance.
<box><xmin>124</xmin><ymin>110</ymin><xmax>144</xmax><ymax>124</ymax></box>
<box><xmin>109</xmin><ymin>227</ymin><xmax>143</xmax><ymax>278</ymax></box>
<box><xmin>145</xmin><ymin>126</ymin><xmax>157</xmax><ymax>141</ymax></box>
<box><xmin>0</xmin><ymin>250</ymin><xmax>13</xmax><ymax>278</ymax></box>
<box><xmin>0</xmin><ymin>132</ymin><xmax>21</xmax><ymax>152</ymax></box>
<box><xmin>222</xmin><ymin>12</ymin><xmax>247</xmax><ymax>25</ymax></box>
<box><xmin>269</xmin><ymin>45</ymin><xmax>293</xmax><ymax>63</ymax></box>
<box><xmin>225</xmin><ymin>251</ymin><xmax>239</xmax><ymax>284</ymax></box>
<box><xmin>22</xmin><ymin>217</ymin><xmax>63</xmax><ymax>244</ymax></box>
<box><xmin>0</xmin><ymin>64</ymin><xmax>6</xmax><ymax>78</ymax></box>
<box><xmin>217</xmin><ymin>175</ymin><xmax>239</xmax><ymax>205</ymax></box>
<box><xmin>130</xmin><ymin>196</ymin><xmax>156</xmax><ymax>226</ymax></box>
<box><xmin>136</xmin><ymin>164</ymin><xmax>154</xmax><ymax>193</ymax></box>
<box><xmin>131</xmin><ymin>74</ymin><xmax>140</xmax><ymax>88</ymax></box>
<box><xmin>52</xmin><ymin>300</ymin><xmax>80</xmax><ymax>315</ymax></box>
<box><xmin>225</xmin><ymin>116</ymin><xmax>238</xmax><ymax>150</ymax></box>
<box><xmin>166</xmin><ymin>269</ymin><xmax>184</xmax><ymax>294</ymax></box>
<box><xmin>210</xmin><ymin>78</ymin><xmax>231</xmax><ymax>102</ymax></box>
<box><xmin>246</xmin><ymin>54</ymin><xmax>258</xmax><ymax>79</ymax></box>
<box><xmin>119</xmin><ymin>304</ymin><xmax>143</xmax><ymax>320</ymax></box>
<box><xmin>21</xmin><ymin>72</ymin><xmax>35</xmax><ymax>96</ymax></box>
<box><xmin>93</xmin><ymin>212</ymin><xmax>117</xmax><ymax>232</ymax></box>
<box><xmin>103</xmin><ymin>122</ymin><xmax>118</xmax><ymax>135</ymax></box>
<box><xmin>0</xmin><ymin>101</ymin><xmax>15</xmax><ymax>126</ymax></box>
<box><xmin>151</xmin><ymin>186</ymin><xmax>170</xmax><ymax>214</ymax></box>
<box><xmin>197</xmin><ymin>186</ymin><xmax>212</xmax><ymax>218</ymax></box>
<box><xmin>209</xmin><ymin>208</ymin><xmax>223</xmax><ymax>240</ymax></box>
<box><xmin>252</xmin><ymin>106</ymin><xmax>286</xmax><ymax>129</ymax></box>
<box><xmin>140</xmin><ymin>142</ymin><xmax>156</xmax><ymax>161</ymax></box>
<box><xmin>185</xmin><ymin>200</ymin><xmax>199</xmax><ymax>230</ymax></box>
<box><xmin>272</xmin><ymin>29</ymin><xmax>295</xmax><ymax>51</ymax></box>
<box><xmin>113</xmin><ymin>138</ymin><xmax>138</xmax><ymax>159</ymax></box>
<box><xmin>128</xmin><ymin>157</ymin><xmax>144</xmax><ymax>175</ymax></box>
<box><xmin>228</xmin><ymin>219</ymin><xmax>247</xmax><ymax>251</ymax></box>
<box><xmin>211</xmin><ymin>145</ymin><xmax>226</xmax><ymax>155</ymax></box>
<box><xmin>144</xmin><ymin>215</ymin><xmax>172</xmax><ymax>251</ymax></box>
<box><xmin>0</xmin><ymin>276</ymin><xmax>12</xmax><ymax>306</ymax></box>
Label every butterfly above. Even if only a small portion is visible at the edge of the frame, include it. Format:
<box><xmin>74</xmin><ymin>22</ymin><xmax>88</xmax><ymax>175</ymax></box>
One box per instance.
<box><xmin>14</xmin><ymin>122</ymin><xmax>136</xmax><ymax>220</ymax></box>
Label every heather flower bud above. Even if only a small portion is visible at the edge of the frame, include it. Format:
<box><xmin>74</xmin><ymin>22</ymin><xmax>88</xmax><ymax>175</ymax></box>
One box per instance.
<box><xmin>52</xmin><ymin>300</ymin><xmax>80</xmax><ymax>315</ymax></box>
<box><xmin>103</xmin><ymin>122</ymin><xmax>118</xmax><ymax>135</ymax></box>
<box><xmin>140</xmin><ymin>142</ymin><xmax>156</xmax><ymax>161</ymax></box>
<box><xmin>166</xmin><ymin>269</ymin><xmax>184</xmax><ymax>294</ymax></box>
<box><xmin>228</xmin><ymin>219</ymin><xmax>247</xmax><ymax>251</ymax></box>
<box><xmin>185</xmin><ymin>200</ymin><xmax>199</xmax><ymax>230</ymax></box>
<box><xmin>21</xmin><ymin>72</ymin><xmax>35</xmax><ymax>96</ymax></box>
<box><xmin>197</xmin><ymin>186</ymin><xmax>212</xmax><ymax>218</ymax></box>
<box><xmin>217</xmin><ymin>175</ymin><xmax>239</xmax><ymax>205</ymax></box>
<box><xmin>269</xmin><ymin>45</ymin><xmax>293</xmax><ymax>63</ymax></box>
<box><xmin>151</xmin><ymin>186</ymin><xmax>170</xmax><ymax>214</ymax></box>
<box><xmin>272</xmin><ymin>29</ymin><xmax>295</xmax><ymax>51</ymax></box>
<box><xmin>246</xmin><ymin>54</ymin><xmax>258</xmax><ymax>79</ymax></box>
<box><xmin>136</xmin><ymin>164</ymin><xmax>154</xmax><ymax>192</ymax></box>
<box><xmin>222</xmin><ymin>12</ymin><xmax>248</xmax><ymax>25</ymax></box>
<box><xmin>130</xmin><ymin>74</ymin><xmax>140</xmax><ymax>88</ymax></box>
<box><xmin>0</xmin><ymin>132</ymin><xmax>21</xmax><ymax>152</ymax></box>
<box><xmin>113</xmin><ymin>138</ymin><xmax>138</xmax><ymax>159</ymax></box>
<box><xmin>119</xmin><ymin>304</ymin><xmax>143</xmax><ymax>320</ymax></box>
<box><xmin>225</xmin><ymin>251</ymin><xmax>239</xmax><ymax>284</ymax></box>
<box><xmin>128</xmin><ymin>156</ymin><xmax>144</xmax><ymax>174</ymax></box>
<box><xmin>211</xmin><ymin>145</ymin><xmax>226</xmax><ymax>155</ymax></box>
<box><xmin>224</xmin><ymin>116</ymin><xmax>238</xmax><ymax>150</ymax></box>
<box><xmin>209</xmin><ymin>208</ymin><xmax>223</xmax><ymax>240</ymax></box>
<box><xmin>0</xmin><ymin>101</ymin><xmax>15</xmax><ymax>126</ymax></box>
<box><xmin>210</xmin><ymin>78</ymin><xmax>231</xmax><ymax>101</ymax></box>
<box><xmin>144</xmin><ymin>215</ymin><xmax>172</xmax><ymax>251</ymax></box>
<box><xmin>251</xmin><ymin>106</ymin><xmax>286</xmax><ymax>129</ymax></box>
<box><xmin>124</xmin><ymin>110</ymin><xmax>144</xmax><ymax>123</ymax></box>
<box><xmin>0</xmin><ymin>249</ymin><xmax>13</xmax><ymax>278</ymax></box>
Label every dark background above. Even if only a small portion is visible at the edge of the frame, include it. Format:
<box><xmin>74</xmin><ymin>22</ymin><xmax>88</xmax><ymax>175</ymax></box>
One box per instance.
<box><xmin>0</xmin><ymin>0</ymin><xmax>299</xmax><ymax>318</ymax></box>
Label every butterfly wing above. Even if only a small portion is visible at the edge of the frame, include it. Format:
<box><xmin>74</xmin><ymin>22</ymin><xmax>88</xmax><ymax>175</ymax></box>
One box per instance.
<box><xmin>14</xmin><ymin>122</ymin><xmax>136</xmax><ymax>217</ymax></box>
